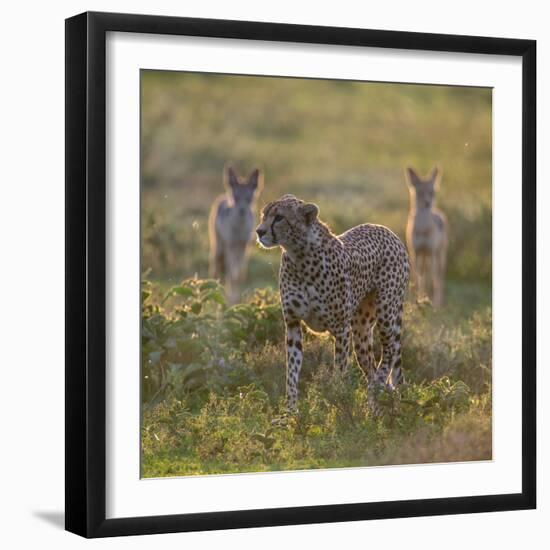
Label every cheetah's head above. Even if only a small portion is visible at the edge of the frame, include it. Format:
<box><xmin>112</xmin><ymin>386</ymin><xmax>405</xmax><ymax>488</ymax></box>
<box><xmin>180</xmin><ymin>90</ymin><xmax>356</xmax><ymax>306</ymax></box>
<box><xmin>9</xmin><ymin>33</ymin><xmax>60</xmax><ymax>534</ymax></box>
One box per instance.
<box><xmin>255</xmin><ymin>194</ymin><xmax>319</xmax><ymax>250</ymax></box>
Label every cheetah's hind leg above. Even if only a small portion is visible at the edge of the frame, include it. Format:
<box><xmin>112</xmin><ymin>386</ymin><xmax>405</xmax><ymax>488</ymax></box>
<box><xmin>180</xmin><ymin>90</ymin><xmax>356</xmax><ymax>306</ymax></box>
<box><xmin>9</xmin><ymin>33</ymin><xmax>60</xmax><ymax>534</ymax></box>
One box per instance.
<box><xmin>352</xmin><ymin>292</ymin><xmax>382</xmax><ymax>416</ymax></box>
<box><xmin>369</xmin><ymin>293</ymin><xmax>405</xmax><ymax>416</ymax></box>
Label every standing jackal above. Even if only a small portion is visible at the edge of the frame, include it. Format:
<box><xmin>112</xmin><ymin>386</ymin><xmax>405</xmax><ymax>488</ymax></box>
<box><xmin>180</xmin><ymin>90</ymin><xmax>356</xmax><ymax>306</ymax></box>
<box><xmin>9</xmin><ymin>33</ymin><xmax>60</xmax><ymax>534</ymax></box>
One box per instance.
<box><xmin>209</xmin><ymin>166</ymin><xmax>263</xmax><ymax>304</ymax></box>
<box><xmin>406</xmin><ymin>166</ymin><xmax>448</xmax><ymax>307</ymax></box>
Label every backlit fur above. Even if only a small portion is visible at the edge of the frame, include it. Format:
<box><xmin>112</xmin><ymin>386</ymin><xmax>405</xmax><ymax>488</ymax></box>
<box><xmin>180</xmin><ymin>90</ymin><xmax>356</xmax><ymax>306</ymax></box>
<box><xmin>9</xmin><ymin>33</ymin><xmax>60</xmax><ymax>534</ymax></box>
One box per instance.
<box><xmin>256</xmin><ymin>194</ymin><xmax>409</xmax><ymax>413</ymax></box>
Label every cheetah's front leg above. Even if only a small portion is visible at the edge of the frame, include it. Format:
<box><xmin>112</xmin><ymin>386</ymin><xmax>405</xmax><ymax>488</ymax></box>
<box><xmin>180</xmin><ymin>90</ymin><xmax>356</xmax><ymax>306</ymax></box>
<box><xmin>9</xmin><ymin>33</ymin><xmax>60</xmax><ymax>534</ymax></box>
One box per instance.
<box><xmin>285</xmin><ymin>320</ymin><xmax>303</xmax><ymax>411</ymax></box>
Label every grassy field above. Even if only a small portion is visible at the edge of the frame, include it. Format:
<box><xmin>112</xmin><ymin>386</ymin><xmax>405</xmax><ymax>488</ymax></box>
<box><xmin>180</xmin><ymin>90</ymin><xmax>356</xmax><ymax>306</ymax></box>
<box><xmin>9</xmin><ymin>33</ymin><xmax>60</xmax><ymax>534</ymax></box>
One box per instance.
<box><xmin>140</xmin><ymin>71</ymin><xmax>492</xmax><ymax>477</ymax></box>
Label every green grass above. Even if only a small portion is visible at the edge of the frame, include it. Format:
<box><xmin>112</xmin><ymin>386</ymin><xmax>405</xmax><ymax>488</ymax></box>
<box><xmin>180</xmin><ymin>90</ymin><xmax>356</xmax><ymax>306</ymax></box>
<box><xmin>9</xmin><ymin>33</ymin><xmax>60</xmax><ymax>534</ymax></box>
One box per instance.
<box><xmin>140</xmin><ymin>71</ymin><xmax>492</xmax><ymax>477</ymax></box>
<box><xmin>141</xmin><ymin>279</ymin><xmax>491</xmax><ymax>477</ymax></box>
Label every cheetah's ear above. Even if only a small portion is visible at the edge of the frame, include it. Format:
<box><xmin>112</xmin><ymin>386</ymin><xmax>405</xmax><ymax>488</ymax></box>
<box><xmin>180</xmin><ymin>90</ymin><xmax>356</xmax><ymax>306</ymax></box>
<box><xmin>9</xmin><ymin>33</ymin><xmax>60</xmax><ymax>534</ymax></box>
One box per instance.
<box><xmin>247</xmin><ymin>168</ymin><xmax>263</xmax><ymax>193</ymax></box>
<box><xmin>225</xmin><ymin>165</ymin><xmax>240</xmax><ymax>190</ymax></box>
<box><xmin>299</xmin><ymin>202</ymin><xmax>319</xmax><ymax>225</ymax></box>
<box><xmin>405</xmin><ymin>167</ymin><xmax>421</xmax><ymax>188</ymax></box>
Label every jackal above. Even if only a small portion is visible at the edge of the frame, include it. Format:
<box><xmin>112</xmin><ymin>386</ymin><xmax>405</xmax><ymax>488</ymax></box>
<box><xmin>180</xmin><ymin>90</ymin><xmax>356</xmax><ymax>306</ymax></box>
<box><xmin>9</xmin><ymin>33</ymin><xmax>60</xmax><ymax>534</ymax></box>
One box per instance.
<box><xmin>209</xmin><ymin>166</ymin><xmax>263</xmax><ymax>304</ymax></box>
<box><xmin>405</xmin><ymin>166</ymin><xmax>448</xmax><ymax>307</ymax></box>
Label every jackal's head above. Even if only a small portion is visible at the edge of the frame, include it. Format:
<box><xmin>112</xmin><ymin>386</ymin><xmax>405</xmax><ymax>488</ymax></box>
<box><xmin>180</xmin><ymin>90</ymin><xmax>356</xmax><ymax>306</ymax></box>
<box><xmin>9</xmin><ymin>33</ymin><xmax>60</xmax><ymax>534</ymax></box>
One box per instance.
<box><xmin>406</xmin><ymin>166</ymin><xmax>441</xmax><ymax>210</ymax></box>
<box><xmin>225</xmin><ymin>166</ymin><xmax>263</xmax><ymax>216</ymax></box>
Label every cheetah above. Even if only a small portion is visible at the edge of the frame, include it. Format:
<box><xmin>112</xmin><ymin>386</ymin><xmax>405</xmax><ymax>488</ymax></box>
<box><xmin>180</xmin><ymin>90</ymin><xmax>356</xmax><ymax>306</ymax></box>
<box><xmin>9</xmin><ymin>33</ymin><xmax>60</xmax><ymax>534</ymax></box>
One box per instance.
<box><xmin>405</xmin><ymin>166</ymin><xmax>448</xmax><ymax>307</ymax></box>
<box><xmin>209</xmin><ymin>166</ymin><xmax>263</xmax><ymax>304</ymax></box>
<box><xmin>255</xmin><ymin>194</ymin><xmax>409</xmax><ymax>413</ymax></box>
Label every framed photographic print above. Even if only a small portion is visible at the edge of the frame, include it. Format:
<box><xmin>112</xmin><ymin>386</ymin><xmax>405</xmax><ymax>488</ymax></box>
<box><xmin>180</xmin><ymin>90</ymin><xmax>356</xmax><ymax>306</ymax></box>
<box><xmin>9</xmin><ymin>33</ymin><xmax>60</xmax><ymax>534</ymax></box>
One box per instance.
<box><xmin>65</xmin><ymin>11</ymin><xmax>536</xmax><ymax>538</ymax></box>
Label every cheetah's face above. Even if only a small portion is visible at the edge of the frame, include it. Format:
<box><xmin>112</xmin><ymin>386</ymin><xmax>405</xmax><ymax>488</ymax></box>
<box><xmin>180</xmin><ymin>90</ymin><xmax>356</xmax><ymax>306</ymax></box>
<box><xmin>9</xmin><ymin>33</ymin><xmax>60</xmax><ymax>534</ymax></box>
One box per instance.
<box><xmin>256</xmin><ymin>195</ymin><xmax>318</xmax><ymax>249</ymax></box>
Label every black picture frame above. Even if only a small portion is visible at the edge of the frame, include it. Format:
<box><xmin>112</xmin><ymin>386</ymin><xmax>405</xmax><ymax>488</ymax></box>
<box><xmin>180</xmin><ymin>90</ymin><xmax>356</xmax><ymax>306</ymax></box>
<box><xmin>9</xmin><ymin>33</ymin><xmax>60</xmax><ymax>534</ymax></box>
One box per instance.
<box><xmin>65</xmin><ymin>11</ymin><xmax>536</xmax><ymax>538</ymax></box>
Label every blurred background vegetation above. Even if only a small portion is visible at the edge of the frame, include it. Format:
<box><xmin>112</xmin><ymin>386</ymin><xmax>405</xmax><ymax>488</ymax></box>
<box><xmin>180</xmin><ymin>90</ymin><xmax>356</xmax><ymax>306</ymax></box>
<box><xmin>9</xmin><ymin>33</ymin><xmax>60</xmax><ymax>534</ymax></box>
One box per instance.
<box><xmin>140</xmin><ymin>71</ymin><xmax>492</xmax><ymax>477</ymax></box>
<box><xmin>141</xmin><ymin>71</ymin><xmax>492</xmax><ymax>289</ymax></box>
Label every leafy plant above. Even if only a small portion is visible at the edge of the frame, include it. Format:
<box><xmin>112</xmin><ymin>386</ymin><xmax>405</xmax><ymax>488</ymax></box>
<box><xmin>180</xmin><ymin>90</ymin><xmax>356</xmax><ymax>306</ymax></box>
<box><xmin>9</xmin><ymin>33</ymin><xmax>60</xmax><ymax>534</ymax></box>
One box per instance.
<box><xmin>141</xmin><ymin>277</ymin><xmax>492</xmax><ymax>476</ymax></box>
<box><xmin>141</xmin><ymin>279</ymin><xmax>284</xmax><ymax>406</ymax></box>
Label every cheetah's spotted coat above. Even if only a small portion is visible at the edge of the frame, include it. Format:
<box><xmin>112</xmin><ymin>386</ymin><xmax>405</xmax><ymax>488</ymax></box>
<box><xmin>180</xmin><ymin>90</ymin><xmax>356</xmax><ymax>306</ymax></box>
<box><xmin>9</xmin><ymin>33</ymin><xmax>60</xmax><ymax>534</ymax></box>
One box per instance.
<box><xmin>256</xmin><ymin>194</ymin><xmax>409</xmax><ymax>412</ymax></box>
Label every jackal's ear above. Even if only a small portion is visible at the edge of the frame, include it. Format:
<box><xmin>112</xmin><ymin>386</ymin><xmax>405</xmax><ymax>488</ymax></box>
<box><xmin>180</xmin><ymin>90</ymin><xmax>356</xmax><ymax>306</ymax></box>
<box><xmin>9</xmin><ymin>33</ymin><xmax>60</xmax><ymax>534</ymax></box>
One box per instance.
<box><xmin>429</xmin><ymin>166</ymin><xmax>441</xmax><ymax>188</ymax></box>
<box><xmin>299</xmin><ymin>202</ymin><xmax>319</xmax><ymax>225</ymax></box>
<box><xmin>405</xmin><ymin>167</ymin><xmax>421</xmax><ymax>187</ymax></box>
<box><xmin>248</xmin><ymin>168</ymin><xmax>263</xmax><ymax>193</ymax></box>
<box><xmin>225</xmin><ymin>165</ymin><xmax>240</xmax><ymax>190</ymax></box>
